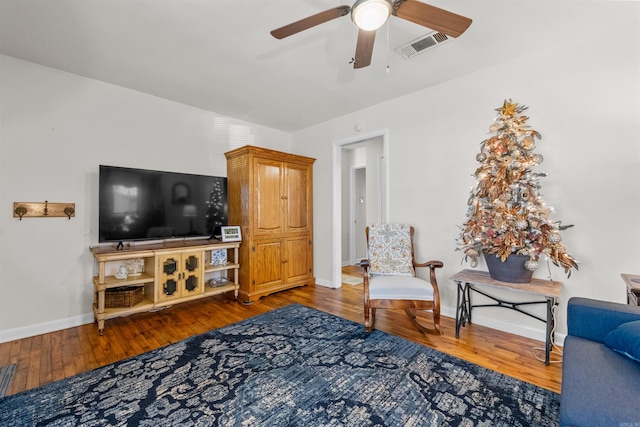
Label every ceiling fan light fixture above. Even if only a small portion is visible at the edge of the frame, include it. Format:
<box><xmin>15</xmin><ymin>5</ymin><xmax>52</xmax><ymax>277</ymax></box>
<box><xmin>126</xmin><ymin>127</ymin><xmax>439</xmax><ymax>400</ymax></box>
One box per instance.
<box><xmin>351</xmin><ymin>0</ymin><xmax>392</xmax><ymax>31</ymax></box>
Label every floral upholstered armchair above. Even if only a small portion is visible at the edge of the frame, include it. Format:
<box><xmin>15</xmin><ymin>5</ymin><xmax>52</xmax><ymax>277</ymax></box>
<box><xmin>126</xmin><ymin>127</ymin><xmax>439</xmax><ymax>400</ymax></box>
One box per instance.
<box><xmin>361</xmin><ymin>223</ymin><xmax>443</xmax><ymax>335</ymax></box>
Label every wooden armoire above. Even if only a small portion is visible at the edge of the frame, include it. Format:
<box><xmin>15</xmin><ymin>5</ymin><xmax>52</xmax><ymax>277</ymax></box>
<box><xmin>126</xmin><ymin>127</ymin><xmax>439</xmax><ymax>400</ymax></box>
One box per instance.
<box><xmin>224</xmin><ymin>145</ymin><xmax>315</xmax><ymax>303</ymax></box>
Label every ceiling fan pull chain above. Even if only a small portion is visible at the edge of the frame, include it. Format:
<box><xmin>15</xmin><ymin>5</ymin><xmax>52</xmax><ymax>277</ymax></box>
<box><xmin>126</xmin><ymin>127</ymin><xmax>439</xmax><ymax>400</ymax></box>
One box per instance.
<box><xmin>386</xmin><ymin>19</ymin><xmax>391</xmax><ymax>73</ymax></box>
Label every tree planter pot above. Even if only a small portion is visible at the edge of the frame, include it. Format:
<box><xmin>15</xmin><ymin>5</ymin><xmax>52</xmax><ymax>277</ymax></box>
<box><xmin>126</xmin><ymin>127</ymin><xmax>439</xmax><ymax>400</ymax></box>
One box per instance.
<box><xmin>484</xmin><ymin>252</ymin><xmax>534</xmax><ymax>283</ymax></box>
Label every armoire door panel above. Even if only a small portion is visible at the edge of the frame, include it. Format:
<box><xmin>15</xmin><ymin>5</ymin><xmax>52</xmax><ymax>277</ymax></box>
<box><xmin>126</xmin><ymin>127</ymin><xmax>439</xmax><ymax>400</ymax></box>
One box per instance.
<box><xmin>254</xmin><ymin>159</ymin><xmax>283</xmax><ymax>234</ymax></box>
<box><xmin>254</xmin><ymin>240</ymin><xmax>283</xmax><ymax>289</ymax></box>
<box><xmin>285</xmin><ymin>164</ymin><xmax>310</xmax><ymax>232</ymax></box>
<box><xmin>285</xmin><ymin>237</ymin><xmax>312</xmax><ymax>283</ymax></box>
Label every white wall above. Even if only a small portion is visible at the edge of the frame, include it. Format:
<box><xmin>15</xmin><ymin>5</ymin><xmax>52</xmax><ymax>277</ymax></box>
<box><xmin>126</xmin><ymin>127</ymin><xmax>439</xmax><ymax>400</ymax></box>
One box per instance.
<box><xmin>293</xmin><ymin>9</ymin><xmax>640</xmax><ymax>341</ymax></box>
<box><xmin>0</xmin><ymin>55</ymin><xmax>291</xmax><ymax>342</ymax></box>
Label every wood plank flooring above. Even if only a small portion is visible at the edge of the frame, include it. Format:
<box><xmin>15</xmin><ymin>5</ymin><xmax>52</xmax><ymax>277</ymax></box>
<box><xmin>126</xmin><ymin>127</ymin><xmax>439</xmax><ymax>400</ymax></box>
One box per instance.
<box><xmin>0</xmin><ymin>266</ymin><xmax>562</xmax><ymax>397</ymax></box>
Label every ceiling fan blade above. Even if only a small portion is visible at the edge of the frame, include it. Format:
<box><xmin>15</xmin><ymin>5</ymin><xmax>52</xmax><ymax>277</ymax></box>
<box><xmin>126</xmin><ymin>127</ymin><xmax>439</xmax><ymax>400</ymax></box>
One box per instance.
<box><xmin>394</xmin><ymin>1</ymin><xmax>472</xmax><ymax>38</ymax></box>
<box><xmin>353</xmin><ymin>29</ymin><xmax>376</xmax><ymax>69</ymax></box>
<box><xmin>271</xmin><ymin>6</ymin><xmax>351</xmax><ymax>39</ymax></box>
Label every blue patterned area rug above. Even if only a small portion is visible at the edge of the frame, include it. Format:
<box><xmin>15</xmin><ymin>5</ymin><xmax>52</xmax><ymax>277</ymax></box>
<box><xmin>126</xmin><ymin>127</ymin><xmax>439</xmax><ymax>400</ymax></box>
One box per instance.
<box><xmin>0</xmin><ymin>304</ymin><xmax>559</xmax><ymax>426</ymax></box>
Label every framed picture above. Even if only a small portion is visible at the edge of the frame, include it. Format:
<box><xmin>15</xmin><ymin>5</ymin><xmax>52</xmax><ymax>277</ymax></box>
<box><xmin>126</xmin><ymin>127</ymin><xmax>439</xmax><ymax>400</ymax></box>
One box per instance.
<box><xmin>210</xmin><ymin>249</ymin><xmax>227</xmax><ymax>266</ymax></box>
<box><xmin>221</xmin><ymin>226</ymin><xmax>242</xmax><ymax>242</ymax></box>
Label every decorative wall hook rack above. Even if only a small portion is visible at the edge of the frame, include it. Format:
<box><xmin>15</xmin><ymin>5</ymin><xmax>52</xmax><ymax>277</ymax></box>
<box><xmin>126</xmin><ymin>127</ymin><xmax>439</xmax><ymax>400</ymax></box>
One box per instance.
<box><xmin>13</xmin><ymin>201</ymin><xmax>76</xmax><ymax>220</ymax></box>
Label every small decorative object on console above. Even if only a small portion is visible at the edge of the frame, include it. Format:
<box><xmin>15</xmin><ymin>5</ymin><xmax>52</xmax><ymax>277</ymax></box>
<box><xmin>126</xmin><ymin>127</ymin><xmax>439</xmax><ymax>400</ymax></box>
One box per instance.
<box><xmin>211</xmin><ymin>249</ymin><xmax>227</xmax><ymax>266</ymax></box>
<box><xmin>207</xmin><ymin>277</ymin><xmax>229</xmax><ymax>287</ymax></box>
<box><xmin>221</xmin><ymin>226</ymin><xmax>241</xmax><ymax>242</ymax></box>
<box><xmin>126</xmin><ymin>258</ymin><xmax>145</xmax><ymax>276</ymax></box>
<box><xmin>115</xmin><ymin>265</ymin><xmax>128</xmax><ymax>280</ymax></box>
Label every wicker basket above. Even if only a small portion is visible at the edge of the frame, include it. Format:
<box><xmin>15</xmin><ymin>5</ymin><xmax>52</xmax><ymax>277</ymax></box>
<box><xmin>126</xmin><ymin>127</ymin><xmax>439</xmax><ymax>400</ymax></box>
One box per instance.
<box><xmin>105</xmin><ymin>286</ymin><xmax>144</xmax><ymax>308</ymax></box>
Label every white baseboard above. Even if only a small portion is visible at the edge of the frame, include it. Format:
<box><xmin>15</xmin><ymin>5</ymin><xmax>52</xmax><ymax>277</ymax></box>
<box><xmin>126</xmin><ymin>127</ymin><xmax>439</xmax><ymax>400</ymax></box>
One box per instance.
<box><xmin>0</xmin><ymin>313</ymin><xmax>94</xmax><ymax>344</ymax></box>
<box><xmin>315</xmin><ymin>278</ymin><xmax>340</xmax><ymax>289</ymax></box>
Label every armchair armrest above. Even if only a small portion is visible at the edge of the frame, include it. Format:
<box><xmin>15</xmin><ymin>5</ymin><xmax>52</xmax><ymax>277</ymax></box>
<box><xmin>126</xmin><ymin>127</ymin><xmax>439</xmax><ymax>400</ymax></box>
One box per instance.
<box><xmin>414</xmin><ymin>260</ymin><xmax>443</xmax><ymax>269</ymax></box>
<box><xmin>567</xmin><ymin>297</ymin><xmax>640</xmax><ymax>343</ymax></box>
<box><xmin>413</xmin><ymin>260</ymin><xmax>443</xmax><ymax>304</ymax></box>
<box><xmin>359</xmin><ymin>259</ymin><xmax>369</xmax><ymax>272</ymax></box>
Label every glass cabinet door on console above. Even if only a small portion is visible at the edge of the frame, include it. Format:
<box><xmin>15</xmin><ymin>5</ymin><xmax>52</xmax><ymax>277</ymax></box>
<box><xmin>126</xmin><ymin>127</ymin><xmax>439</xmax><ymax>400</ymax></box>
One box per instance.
<box><xmin>159</xmin><ymin>255</ymin><xmax>179</xmax><ymax>300</ymax></box>
<box><xmin>182</xmin><ymin>253</ymin><xmax>201</xmax><ymax>296</ymax></box>
<box><xmin>156</xmin><ymin>251</ymin><xmax>203</xmax><ymax>302</ymax></box>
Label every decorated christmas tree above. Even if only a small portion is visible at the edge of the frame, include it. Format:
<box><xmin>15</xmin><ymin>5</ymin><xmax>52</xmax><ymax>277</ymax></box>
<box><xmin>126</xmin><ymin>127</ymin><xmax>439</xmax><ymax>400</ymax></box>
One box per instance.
<box><xmin>206</xmin><ymin>179</ymin><xmax>226</xmax><ymax>234</ymax></box>
<box><xmin>457</xmin><ymin>100</ymin><xmax>578</xmax><ymax>276</ymax></box>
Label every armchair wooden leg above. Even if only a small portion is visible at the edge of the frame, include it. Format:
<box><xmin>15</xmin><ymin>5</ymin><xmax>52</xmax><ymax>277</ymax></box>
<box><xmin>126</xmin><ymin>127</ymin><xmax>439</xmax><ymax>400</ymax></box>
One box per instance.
<box><xmin>364</xmin><ymin>307</ymin><xmax>375</xmax><ymax>332</ymax></box>
<box><xmin>404</xmin><ymin>308</ymin><xmax>442</xmax><ymax>335</ymax></box>
<box><xmin>433</xmin><ymin>307</ymin><xmax>442</xmax><ymax>335</ymax></box>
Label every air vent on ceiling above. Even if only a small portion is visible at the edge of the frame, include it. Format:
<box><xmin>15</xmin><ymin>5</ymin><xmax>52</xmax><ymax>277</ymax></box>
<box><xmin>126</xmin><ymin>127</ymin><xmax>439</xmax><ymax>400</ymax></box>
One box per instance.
<box><xmin>395</xmin><ymin>31</ymin><xmax>450</xmax><ymax>60</ymax></box>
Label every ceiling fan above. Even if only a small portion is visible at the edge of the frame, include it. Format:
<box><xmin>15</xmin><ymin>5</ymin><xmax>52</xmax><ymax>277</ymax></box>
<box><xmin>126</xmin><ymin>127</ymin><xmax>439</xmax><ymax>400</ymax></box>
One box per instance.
<box><xmin>270</xmin><ymin>0</ymin><xmax>472</xmax><ymax>69</ymax></box>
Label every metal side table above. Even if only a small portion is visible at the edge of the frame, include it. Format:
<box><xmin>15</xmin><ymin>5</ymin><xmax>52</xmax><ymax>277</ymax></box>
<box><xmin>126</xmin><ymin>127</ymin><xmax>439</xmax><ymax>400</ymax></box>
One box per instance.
<box><xmin>451</xmin><ymin>269</ymin><xmax>562</xmax><ymax>365</ymax></box>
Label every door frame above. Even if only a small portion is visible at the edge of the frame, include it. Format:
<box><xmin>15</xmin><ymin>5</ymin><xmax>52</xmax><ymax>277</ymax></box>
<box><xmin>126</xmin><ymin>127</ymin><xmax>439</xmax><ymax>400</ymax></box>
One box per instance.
<box><xmin>332</xmin><ymin>129</ymin><xmax>389</xmax><ymax>288</ymax></box>
<box><xmin>349</xmin><ymin>164</ymin><xmax>366</xmax><ymax>265</ymax></box>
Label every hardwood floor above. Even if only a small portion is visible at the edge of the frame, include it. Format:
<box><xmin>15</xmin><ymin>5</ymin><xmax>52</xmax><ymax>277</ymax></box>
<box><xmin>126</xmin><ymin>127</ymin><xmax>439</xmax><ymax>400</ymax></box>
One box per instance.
<box><xmin>0</xmin><ymin>266</ymin><xmax>562</xmax><ymax>397</ymax></box>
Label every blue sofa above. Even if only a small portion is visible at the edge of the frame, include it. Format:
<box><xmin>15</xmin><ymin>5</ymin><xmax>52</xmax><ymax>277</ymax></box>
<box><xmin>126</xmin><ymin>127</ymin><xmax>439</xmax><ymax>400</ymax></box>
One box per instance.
<box><xmin>560</xmin><ymin>297</ymin><xmax>640</xmax><ymax>426</ymax></box>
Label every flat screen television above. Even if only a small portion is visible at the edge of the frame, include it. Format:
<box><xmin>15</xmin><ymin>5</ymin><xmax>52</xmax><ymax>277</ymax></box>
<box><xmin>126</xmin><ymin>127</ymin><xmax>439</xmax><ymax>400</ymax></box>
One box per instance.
<box><xmin>99</xmin><ymin>165</ymin><xmax>227</xmax><ymax>243</ymax></box>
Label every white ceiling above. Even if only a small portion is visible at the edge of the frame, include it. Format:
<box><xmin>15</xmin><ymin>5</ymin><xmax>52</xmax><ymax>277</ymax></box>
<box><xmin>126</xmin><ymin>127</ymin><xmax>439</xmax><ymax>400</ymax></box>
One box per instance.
<box><xmin>0</xmin><ymin>0</ymin><xmax>632</xmax><ymax>132</ymax></box>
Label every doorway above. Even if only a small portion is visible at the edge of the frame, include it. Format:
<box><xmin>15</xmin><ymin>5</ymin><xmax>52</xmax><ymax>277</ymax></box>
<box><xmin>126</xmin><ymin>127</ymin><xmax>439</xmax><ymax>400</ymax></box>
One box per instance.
<box><xmin>332</xmin><ymin>130</ymin><xmax>388</xmax><ymax>287</ymax></box>
<box><xmin>352</xmin><ymin>166</ymin><xmax>367</xmax><ymax>264</ymax></box>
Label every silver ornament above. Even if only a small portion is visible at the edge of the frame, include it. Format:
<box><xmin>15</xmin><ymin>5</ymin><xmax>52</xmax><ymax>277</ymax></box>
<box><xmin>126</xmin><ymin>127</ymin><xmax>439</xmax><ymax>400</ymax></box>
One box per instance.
<box><xmin>525</xmin><ymin>259</ymin><xmax>539</xmax><ymax>271</ymax></box>
<box><xmin>548</xmin><ymin>233</ymin><xmax>562</xmax><ymax>244</ymax></box>
<box><xmin>476</xmin><ymin>152</ymin><xmax>487</xmax><ymax>162</ymax></box>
